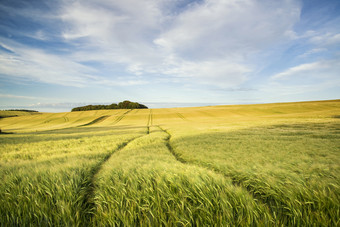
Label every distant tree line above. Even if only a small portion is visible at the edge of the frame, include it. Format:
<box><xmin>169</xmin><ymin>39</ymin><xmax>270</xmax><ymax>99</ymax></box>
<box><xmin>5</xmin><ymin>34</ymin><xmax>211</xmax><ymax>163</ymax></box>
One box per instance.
<box><xmin>71</xmin><ymin>100</ymin><xmax>148</xmax><ymax>112</ymax></box>
<box><xmin>6</xmin><ymin>109</ymin><xmax>39</xmax><ymax>112</ymax></box>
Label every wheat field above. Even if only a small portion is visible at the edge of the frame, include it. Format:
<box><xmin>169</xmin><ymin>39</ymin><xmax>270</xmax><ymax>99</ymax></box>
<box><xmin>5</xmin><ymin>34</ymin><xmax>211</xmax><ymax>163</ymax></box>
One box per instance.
<box><xmin>0</xmin><ymin>100</ymin><xmax>339</xmax><ymax>226</ymax></box>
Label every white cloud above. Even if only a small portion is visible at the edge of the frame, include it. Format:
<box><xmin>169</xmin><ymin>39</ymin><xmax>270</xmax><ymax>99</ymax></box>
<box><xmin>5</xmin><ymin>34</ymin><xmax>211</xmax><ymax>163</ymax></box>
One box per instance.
<box><xmin>0</xmin><ymin>41</ymin><xmax>152</xmax><ymax>87</ymax></box>
<box><xmin>0</xmin><ymin>94</ymin><xmax>41</xmax><ymax>100</ymax></box>
<box><xmin>162</xmin><ymin>59</ymin><xmax>250</xmax><ymax>88</ymax></box>
<box><xmin>309</xmin><ymin>32</ymin><xmax>340</xmax><ymax>47</ymax></box>
<box><xmin>298</xmin><ymin>48</ymin><xmax>327</xmax><ymax>58</ymax></box>
<box><xmin>0</xmin><ymin>39</ymin><xmax>100</xmax><ymax>86</ymax></box>
<box><xmin>154</xmin><ymin>0</ymin><xmax>300</xmax><ymax>60</ymax></box>
<box><xmin>56</xmin><ymin>0</ymin><xmax>302</xmax><ymax>88</ymax></box>
<box><xmin>271</xmin><ymin>59</ymin><xmax>340</xmax><ymax>80</ymax></box>
<box><xmin>60</xmin><ymin>0</ymin><xmax>164</xmax><ymax>49</ymax></box>
<box><xmin>1</xmin><ymin>0</ymin><xmax>303</xmax><ymax>89</ymax></box>
<box><xmin>272</xmin><ymin>62</ymin><xmax>323</xmax><ymax>80</ymax></box>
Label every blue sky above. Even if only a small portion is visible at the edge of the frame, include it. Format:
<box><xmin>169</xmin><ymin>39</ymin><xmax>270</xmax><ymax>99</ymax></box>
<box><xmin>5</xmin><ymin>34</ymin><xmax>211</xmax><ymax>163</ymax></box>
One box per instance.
<box><xmin>0</xmin><ymin>0</ymin><xmax>339</xmax><ymax>112</ymax></box>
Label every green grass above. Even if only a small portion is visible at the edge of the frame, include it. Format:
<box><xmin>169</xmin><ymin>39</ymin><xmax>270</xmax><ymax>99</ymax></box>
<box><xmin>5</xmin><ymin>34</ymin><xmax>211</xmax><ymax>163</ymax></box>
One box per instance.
<box><xmin>0</xmin><ymin>100</ymin><xmax>339</xmax><ymax>225</ymax></box>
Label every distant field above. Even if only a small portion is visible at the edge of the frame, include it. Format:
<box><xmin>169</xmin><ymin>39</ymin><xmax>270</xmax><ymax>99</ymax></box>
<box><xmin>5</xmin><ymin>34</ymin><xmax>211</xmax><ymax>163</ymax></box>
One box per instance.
<box><xmin>0</xmin><ymin>110</ymin><xmax>40</xmax><ymax>119</ymax></box>
<box><xmin>0</xmin><ymin>100</ymin><xmax>339</xmax><ymax>225</ymax></box>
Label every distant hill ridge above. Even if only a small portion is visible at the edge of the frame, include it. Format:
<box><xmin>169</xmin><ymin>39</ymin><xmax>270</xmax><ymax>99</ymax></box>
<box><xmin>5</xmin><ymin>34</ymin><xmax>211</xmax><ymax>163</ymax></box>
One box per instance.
<box><xmin>6</xmin><ymin>109</ymin><xmax>38</xmax><ymax>112</ymax></box>
<box><xmin>71</xmin><ymin>100</ymin><xmax>148</xmax><ymax>112</ymax></box>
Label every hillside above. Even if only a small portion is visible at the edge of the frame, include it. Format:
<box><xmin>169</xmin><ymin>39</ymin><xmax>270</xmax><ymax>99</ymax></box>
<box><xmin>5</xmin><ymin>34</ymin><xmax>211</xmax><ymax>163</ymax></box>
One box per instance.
<box><xmin>0</xmin><ymin>100</ymin><xmax>339</xmax><ymax>226</ymax></box>
<box><xmin>0</xmin><ymin>110</ymin><xmax>40</xmax><ymax>119</ymax></box>
<box><xmin>0</xmin><ymin>99</ymin><xmax>339</xmax><ymax>133</ymax></box>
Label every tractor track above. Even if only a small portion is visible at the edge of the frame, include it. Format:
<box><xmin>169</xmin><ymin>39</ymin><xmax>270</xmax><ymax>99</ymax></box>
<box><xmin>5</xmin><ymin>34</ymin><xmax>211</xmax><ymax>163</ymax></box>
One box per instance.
<box><xmin>147</xmin><ymin>110</ymin><xmax>153</xmax><ymax>134</ymax></box>
<box><xmin>157</xmin><ymin>126</ymin><xmax>274</xmax><ymax>217</ymax></box>
<box><xmin>23</xmin><ymin>110</ymin><xmax>131</xmax><ymax>133</ymax></box>
<box><xmin>158</xmin><ymin>126</ymin><xmax>187</xmax><ymax>163</ymax></box>
<box><xmin>79</xmin><ymin>109</ymin><xmax>131</xmax><ymax>127</ymax></box>
<box><xmin>112</xmin><ymin>110</ymin><xmax>132</xmax><ymax>125</ymax></box>
<box><xmin>176</xmin><ymin>113</ymin><xmax>187</xmax><ymax>121</ymax></box>
<box><xmin>79</xmin><ymin>134</ymin><xmax>145</xmax><ymax>224</ymax></box>
<box><xmin>79</xmin><ymin>115</ymin><xmax>110</xmax><ymax>127</ymax></box>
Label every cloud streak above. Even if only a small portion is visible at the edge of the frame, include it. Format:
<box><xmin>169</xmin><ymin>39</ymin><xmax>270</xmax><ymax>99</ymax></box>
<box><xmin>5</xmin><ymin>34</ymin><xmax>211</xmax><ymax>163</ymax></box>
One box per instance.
<box><xmin>0</xmin><ymin>39</ymin><xmax>99</xmax><ymax>86</ymax></box>
<box><xmin>0</xmin><ymin>0</ymin><xmax>339</xmax><ymax>106</ymax></box>
<box><xmin>51</xmin><ymin>0</ymin><xmax>301</xmax><ymax>88</ymax></box>
<box><xmin>271</xmin><ymin>59</ymin><xmax>340</xmax><ymax>80</ymax></box>
<box><xmin>0</xmin><ymin>93</ymin><xmax>42</xmax><ymax>100</ymax></box>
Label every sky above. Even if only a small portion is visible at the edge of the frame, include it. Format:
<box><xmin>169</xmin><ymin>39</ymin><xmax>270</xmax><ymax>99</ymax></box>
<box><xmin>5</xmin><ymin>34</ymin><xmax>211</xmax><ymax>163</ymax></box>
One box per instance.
<box><xmin>0</xmin><ymin>0</ymin><xmax>339</xmax><ymax>112</ymax></box>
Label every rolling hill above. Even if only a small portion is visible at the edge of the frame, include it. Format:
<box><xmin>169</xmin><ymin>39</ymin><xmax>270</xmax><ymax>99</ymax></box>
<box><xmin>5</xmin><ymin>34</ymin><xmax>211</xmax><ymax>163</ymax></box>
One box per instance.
<box><xmin>0</xmin><ymin>100</ymin><xmax>339</xmax><ymax>225</ymax></box>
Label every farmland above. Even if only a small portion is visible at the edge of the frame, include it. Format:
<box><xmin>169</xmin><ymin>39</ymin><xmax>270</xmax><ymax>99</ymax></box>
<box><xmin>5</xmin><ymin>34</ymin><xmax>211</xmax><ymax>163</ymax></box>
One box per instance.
<box><xmin>0</xmin><ymin>100</ymin><xmax>339</xmax><ymax>226</ymax></box>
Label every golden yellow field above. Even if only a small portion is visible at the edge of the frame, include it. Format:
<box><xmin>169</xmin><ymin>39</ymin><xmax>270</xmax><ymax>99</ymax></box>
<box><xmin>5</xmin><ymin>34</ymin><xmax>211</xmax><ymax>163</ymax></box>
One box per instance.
<box><xmin>0</xmin><ymin>100</ymin><xmax>339</xmax><ymax>225</ymax></box>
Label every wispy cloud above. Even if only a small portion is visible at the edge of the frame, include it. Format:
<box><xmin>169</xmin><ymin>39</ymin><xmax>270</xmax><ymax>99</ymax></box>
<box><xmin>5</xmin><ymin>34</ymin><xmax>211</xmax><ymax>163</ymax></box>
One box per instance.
<box><xmin>53</xmin><ymin>0</ymin><xmax>301</xmax><ymax>88</ymax></box>
<box><xmin>271</xmin><ymin>59</ymin><xmax>340</xmax><ymax>80</ymax></box>
<box><xmin>0</xmin><ymin>41</ymin><xmax>98</xmax><ymax>86</ymax></box>
<box><xmin>0</xmin><ymin>93</ymin><xmax>42</xmax><ymax>100</ymax></box>
<box><xmin>0</xmin><ymin>0</ymin><xmax>339</xmax><ymax>105</ymax></box>
<box><xmin>309</xmin><ymin>32</ymin><xmax>340</xmax><ymax>46</ymax></box>
<box><xmin>261</xmin><ymin>79</ymin><xmax>340</xmax><ymax>98</ymax></box>
<box><xmin>154</xmin><ymin>0</ymin><xmax>300</xmax><ymax>59</ymax></box>
<box><xmin>298</xmin><ymin>48</ymin><xmax>327</xmax><ymax>58</ymax></box>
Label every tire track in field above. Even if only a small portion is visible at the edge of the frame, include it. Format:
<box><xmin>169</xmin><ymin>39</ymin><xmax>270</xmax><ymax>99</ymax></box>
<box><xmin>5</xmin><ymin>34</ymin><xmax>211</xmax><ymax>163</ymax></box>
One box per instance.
<box><xmin>147</xmin><ymin>109</ymin><xmax>153</xmax><ymax>134</ymax></box>
<box><xmin>112</xmin><ymin>110</ymin><xmax>132</xmax><ymax>125</ymax></box>
<box><xmin>176</xmin><ymin>113</ymin><xmax>187</xmax><ymax>121</ymax></box>
<box><xmin>77</xmin><ymin>110</ymin><xmax>126</xmax><ymax>127</ymax></box>
<box><xmin>158</xmin><ymin>126</ymin><xmax>187</xmax><ymax>163</ymax></box>
<box><xmin>158</xmin><ymin>126</ymin><xmax>273</xmax><ymax>216</ymax></box>
<box><xmin>150</xmin><ymin>109</ymin><xmax>153</xmax><ymax>126</ymax></box>
<box><xmin>28</xmin><ymin>110</ymin><xmax>130</xmax><ymax>132</ymax></box>
<box><xmin>79</xmin><ymin>134</ymin><xmax>145</xmax><ymax>224</ymax></box>
<box><xmin>43</xmin><ymin>114</ymin><xmax>56</xmax><ymax>124</ymax></box>
<box><xmin>79</xmin><ymin>115</ymin><xmax>110</xmax><ymax>127</ymax></box>
<box><xmin>79</xmin><ymin>109</ymin><xmax>131</xmax><ymax>127</ymax></box>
